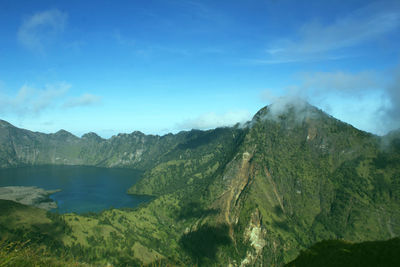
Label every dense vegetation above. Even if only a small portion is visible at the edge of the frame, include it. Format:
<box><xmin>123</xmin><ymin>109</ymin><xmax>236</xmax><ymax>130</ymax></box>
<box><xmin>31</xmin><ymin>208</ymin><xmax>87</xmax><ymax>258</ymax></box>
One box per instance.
<box><xmin>285</xmin><ymin>238</ymin><xmax>400</xmax><ymax>267</ymax></box>
<box><xmin>0</xmin><ymin>102</ymin><xmax>399</xmax><ymax>266</ymax></box>
<box><xmin>0</xmin><ymin>200</ymin><xmax>86</xmax><ymax>266</ymax></box>
<box><xmin>0</xmin><ymin>240</ymin><xmax>89</xmax><ymax>267</ymax></box>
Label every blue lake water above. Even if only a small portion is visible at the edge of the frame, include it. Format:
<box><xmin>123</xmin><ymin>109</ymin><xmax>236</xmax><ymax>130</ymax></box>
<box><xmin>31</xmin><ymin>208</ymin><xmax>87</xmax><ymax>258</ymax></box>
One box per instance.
<box><xmin>0</xmin><ymin>165</ymin><xmax>151</xmax><ymax>214</ymax></box>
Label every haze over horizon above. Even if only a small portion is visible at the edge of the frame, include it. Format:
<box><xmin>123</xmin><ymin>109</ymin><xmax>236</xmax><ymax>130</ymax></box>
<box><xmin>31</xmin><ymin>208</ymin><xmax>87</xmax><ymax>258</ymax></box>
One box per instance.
<box><xmin>1</xmin><ymin>0</ymin><xmax>399</xmax><ymax>138</ymax></box>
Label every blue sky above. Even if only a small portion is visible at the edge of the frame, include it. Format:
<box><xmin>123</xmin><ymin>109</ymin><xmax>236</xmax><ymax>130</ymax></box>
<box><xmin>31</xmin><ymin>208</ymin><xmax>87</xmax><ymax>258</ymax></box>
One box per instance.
<box><xmin>0</xmin><ymin>0</ymin><xmax>399</xmax><ymax>137</ymax></box>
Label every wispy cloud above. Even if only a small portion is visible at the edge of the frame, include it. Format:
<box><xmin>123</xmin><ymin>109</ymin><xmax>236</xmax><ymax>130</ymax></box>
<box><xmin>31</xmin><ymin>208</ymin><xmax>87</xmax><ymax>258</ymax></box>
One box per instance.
<box><xmin>382</xmin><ymin>66</ymin><xmax>400</xmax><ymax>131</ymax></box>
<box><xmin>113</xmin><ymin>30</ymin><xmax>192</xmax><ymax>58</ymax></box>
<box><xmin>261</xmin><ymin>67</ymin><xmax>400</xmax><ymax>134</ymax></box>
<box><xmin>261</xmin><ymin>71</ymin><xmax>380</xmax><ymax>104</ymax></box>
<box><xmin>0</xmin><ymin>83</ymin><xmax>102</xmax><ymax>116</ymax></box>
<box><xmin>135</xmin><ymin>44</ymin><xmax>191</xmax><ymax>58</ymax></box>
<box><xmin>299</xmin><ymin>71</ymin><xmax>380</xmax><ymax>95</ymax></box>
<box><xmin>64</xmin><ymin>40</ymin><xmax>86</xmax><ymax>52</ymax></box>
<box><xmin>261</xmin><ymin>1</ymin><xmax>400</xmax><ymax>64</ymax></box>
<box><xmin>0</xmin><ymin>82</ymin><xmax>70</xmax><ymax>116</ymax></box>
<box><xmin>247</xmin><ymin>55</ymin><xmax>351</xmax><ymax>65</ymax></box>
<box><xmin>114</xmin><ymin>30</ymin><xmax>136</xmax><ymax>47</ymax></box>
<box><xmin>18</xmin><ymin>9</ymin><xmax>67</xmax><ymax>53</ymax></box>
<box><xmin>63</xmin><ymin>94</ymin><xmax>102</xmax><ymax>108</ymax></box>
<box><xmin>169</xmin><ymin>0</ymin><xmax>227</xmax><ymax>25</ymax></box>
<box><xmin>176</xmin><ymin>110</ymin><xmax>251</xmax><ymax>130</ymax></box>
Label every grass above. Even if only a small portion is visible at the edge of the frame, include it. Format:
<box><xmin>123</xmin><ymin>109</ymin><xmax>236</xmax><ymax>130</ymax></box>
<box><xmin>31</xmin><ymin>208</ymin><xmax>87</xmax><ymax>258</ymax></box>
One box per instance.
<box><xmin>0</xmin><ymin>240</ymin><xmax>89</xmax><ymax>267</ymax></box>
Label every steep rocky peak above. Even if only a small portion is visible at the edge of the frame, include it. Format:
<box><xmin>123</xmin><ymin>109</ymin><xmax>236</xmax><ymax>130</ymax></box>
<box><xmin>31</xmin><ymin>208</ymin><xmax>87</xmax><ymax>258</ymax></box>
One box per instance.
<box><xmin>115</xmin><ymin>130</ymin><xmax>145</xmax><ymax>137</ymax></box>
<box><xmin>54</xmin><ymin>129</ymin><xmax>78</xmax><ymax>140</ymax></box>
<box><xmin>0</xmin><ymin>119</ymin><xmax>14</xmax><ymax>128</ymax></box>
<box><xmin>81</xmin><ymin>132</ymin><xmax>103</xmax><ymax>142</ymax></box>
<box><xmin>130</xmin><ymin>131</ymin><xmax>146</xmax><ymax>137</ymax></box>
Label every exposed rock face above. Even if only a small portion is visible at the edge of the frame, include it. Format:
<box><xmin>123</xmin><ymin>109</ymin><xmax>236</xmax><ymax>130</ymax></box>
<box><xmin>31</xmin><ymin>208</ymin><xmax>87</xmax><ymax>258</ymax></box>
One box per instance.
<box><xmin>0</xmin><ymin>186</ymin><xmax>60</xmax><ymax>210</ymax></box>
<box><xmin>240</xmin><ymin>209</ymin><xmax>267</xmax><ymax>266</ymax></box>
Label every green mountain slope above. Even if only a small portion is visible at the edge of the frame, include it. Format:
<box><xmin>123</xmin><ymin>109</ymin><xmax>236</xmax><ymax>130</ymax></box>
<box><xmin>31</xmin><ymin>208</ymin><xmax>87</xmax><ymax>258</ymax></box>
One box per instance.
<box><xmin>128</xmin><ymin>102</ymin><xmax>400</xmax><ymax>265</ymax></box>
<box><xmin>0</xmin><ymin>200</ymin><xmax>89</xmax><ymax>267</ymax></box>
<box><xmin>0</xmin><ymin>119</ymin><xmax>213</xmax><ymax>170</ymax></box>
<box><xmin>285</xmin><ymin>238</ymin><xmax>400</xmax><ymax>267</ymax></box>
<box><xmin>0</xmin><ymin>101</ymin><xmax>399</xmax><ymax>266</ymax></box>
<box><xmin>205</xmin><ymin>102</ymin><xmax>400</xmax><ymax>265</ymax></box>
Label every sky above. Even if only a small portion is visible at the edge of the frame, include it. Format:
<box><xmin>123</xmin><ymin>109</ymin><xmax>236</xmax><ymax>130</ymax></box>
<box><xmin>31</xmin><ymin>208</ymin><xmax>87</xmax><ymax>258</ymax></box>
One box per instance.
<box><xmin>0</xmin><ymin>0</ymin><xmax>399</xmax><ymax>138</ymax></box>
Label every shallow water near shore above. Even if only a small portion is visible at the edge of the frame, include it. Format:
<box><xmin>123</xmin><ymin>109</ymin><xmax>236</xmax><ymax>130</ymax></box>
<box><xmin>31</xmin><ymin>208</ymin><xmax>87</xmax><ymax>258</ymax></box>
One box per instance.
<box><xmin>0</xmin><ymin>165</ymin><xmax>151</xmax><ymax>214</ymax></box>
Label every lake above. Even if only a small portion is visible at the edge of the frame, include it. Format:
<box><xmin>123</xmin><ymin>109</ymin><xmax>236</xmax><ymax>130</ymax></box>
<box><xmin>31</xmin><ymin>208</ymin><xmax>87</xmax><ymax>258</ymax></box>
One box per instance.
<box><xmin>0</xmin><ymin>165</ymin><xmax>151</xmax><ymax>214</ymax></box>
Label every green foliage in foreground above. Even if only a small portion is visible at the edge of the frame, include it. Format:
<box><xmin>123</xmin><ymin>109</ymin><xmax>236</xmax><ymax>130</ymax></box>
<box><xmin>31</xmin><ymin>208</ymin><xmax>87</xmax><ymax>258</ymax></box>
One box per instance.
<box><xmin>180</xmin><ymin>224</ymin><xmax>232</xmax><ymax>266</ymax></box>
<box><xmin>285</xmin><ymin>238</ymin><xmax>400</xmax><ymax>267</ymax></box>
<box><xmin>0</xmin><ymin>200</ymin><xmax>70</xmax><ymax>250</ymax></box>
<box><xmin>0</xmin><ymin>240</ymin><xmax>89</xmax><ymax>267</ymax></box>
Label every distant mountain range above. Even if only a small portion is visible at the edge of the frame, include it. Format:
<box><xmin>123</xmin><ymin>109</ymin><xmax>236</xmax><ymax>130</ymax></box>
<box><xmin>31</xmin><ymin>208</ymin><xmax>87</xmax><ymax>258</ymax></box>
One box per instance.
<box><xmin>0</xmin><ymin>101</ymin><xmax>399</xmax><ymax>266</ymax></box>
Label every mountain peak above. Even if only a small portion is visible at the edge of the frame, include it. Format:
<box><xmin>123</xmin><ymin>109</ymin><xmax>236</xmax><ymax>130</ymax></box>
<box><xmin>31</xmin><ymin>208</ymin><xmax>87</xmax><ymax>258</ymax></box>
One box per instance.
<box><xmin>54</xmin><ymin>129</ymin><xmax>78</xmax><ymax>139</ymax></box>
<box><xmin>130</xmin><ymin>131</ymin><xmax>145</xmax><ymax>136</ymax></box>
<box><xmin>0</xmin><ymin>119</ymin><xmax>14</xmax><ymax>128</ymax></box>
<box><xmin>253</xmin><ymin>98</ymin><xmax>324</xmax><ymax>124</ymax></box>
<box><xmin>81</xmin><ymin>132</ymin><xmax>103</xmax><ymax>141</ymax></box>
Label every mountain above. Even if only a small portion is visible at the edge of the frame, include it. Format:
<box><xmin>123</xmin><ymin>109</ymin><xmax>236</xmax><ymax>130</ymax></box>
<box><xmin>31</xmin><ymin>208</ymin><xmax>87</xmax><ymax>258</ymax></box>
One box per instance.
<box><xmin>0</xmin><ymin>119</ymin><xmax>204</xmax><ymax>169</ymax></box>
<box><xmin>0</xmin><ymin>101</ymin><xmax>399</xmax><ymax>266</ymax></box>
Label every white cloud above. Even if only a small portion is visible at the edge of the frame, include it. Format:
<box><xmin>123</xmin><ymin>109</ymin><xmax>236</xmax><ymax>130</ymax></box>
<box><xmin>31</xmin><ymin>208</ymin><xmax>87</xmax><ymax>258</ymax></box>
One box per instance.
<box><xmin>0</xmin><ymin>82</ymin><xmax>70</xmax><ymax>116</ymax></box>
<box><xmin>63</xmin><ymin>94</ymin><xmax>102</xmax><ymax>108</ymax></box>
<box><xmin>262</xmin><ymin>70</ymin><xmax>381</xmax><ymax>103</ymax></box>
<box><xmin>263</xmin><ymin>1</ymin><xmax>400</xmax><ymax>63</ymax></box>
<box><xmin>0</xmin><ymin>83</ymin><xmax>102</xmax><ymax>116</ymax></box>
<box><xmin>382</xmin><ymin>66</ymin><xmax>400</xmax><ymax>131</ymax></box>
<box><xmin>18</xmin><ymin>9</ymin><xmax>67</xmax><ymax>52</ymax></box>
<box><xmin>300</xmin><ymin>71</ymin><xmax>380</xmax><ymax>95</ymax></box>
<box><xmin>176</xmin><ymin>110</ymin><xmax>251</xmax><ymax>130</ymax></box>
<box><xmin>261</xmin><ymin>96</ymin><xmax>316</xmax><ymax>125</ymax></box>
<box><xmin>261</xmin><ymin>68</ymin><xmax>400</xmax><ymax>134</ymax></box>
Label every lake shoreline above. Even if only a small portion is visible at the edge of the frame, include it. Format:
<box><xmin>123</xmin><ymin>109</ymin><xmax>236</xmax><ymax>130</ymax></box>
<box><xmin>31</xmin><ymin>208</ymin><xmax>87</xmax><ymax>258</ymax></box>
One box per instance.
<box><xmin>0</xmin><ymin>166</ymin><xmax>148</xmax><ymax>213</ymax></box>
<box><xmin>0</xmin><ymin>186</ymin><xmax>60</xmax><ymax>210</ymax></box>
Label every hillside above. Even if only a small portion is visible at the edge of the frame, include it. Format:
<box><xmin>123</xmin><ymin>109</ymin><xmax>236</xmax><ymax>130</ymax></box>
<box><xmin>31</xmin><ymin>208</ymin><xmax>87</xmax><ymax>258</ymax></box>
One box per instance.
<box><xmin>0</xmin><ymin>101</ymin><xmax>399</xmax><ymax>266</ymax></box>
<box><xmin>0</xmin><ymin>119</ymin><xmax>200</xmax><ymax>170</ymax></box>
<box><xmin>0</xmin><ymin>199</ymin><xmax>90</xmax><ymax>267</ymax></box>
<box><xmin>285</xmin><ymin>238</ymin><xmax>400</xmax><ymax>267</ymax></box>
